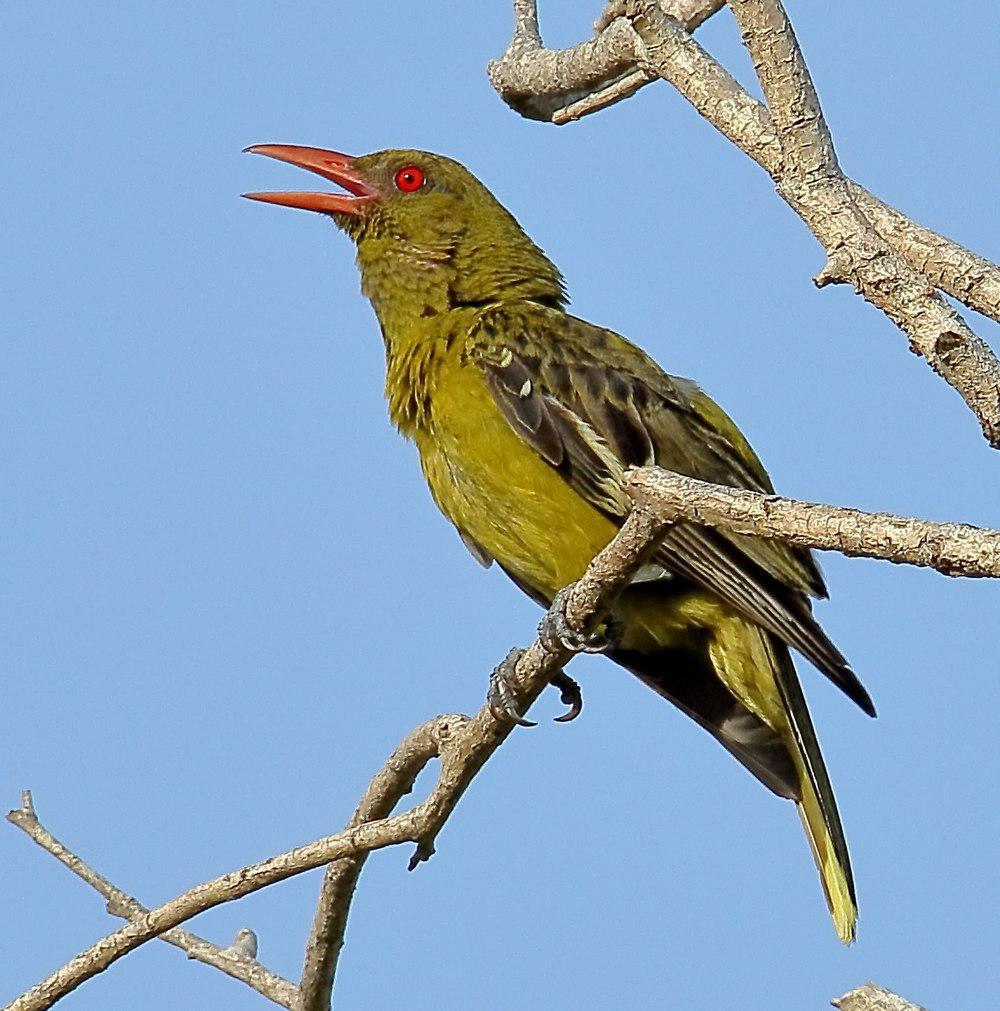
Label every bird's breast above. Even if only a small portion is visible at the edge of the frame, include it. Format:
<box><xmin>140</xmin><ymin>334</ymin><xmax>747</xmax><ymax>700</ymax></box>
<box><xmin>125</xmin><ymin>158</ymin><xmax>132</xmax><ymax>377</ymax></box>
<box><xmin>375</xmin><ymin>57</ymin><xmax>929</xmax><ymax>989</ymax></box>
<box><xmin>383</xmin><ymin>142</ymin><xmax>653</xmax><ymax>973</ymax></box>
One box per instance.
<box><xmin>413</xmin><ymin>353</ymin><xmax>617</xmax><ymax>600</ymax></box>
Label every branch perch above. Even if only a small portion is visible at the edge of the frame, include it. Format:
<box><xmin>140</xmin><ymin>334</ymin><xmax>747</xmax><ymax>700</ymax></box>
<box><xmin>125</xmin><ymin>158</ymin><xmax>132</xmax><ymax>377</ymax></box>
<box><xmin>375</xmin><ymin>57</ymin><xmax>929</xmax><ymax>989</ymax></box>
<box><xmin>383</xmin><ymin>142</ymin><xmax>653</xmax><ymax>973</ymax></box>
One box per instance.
<box><xmin>627</xmin><ymin>468</ymin><xmax>1000</xmax><ymax>578</ymax></box>
<box><xmin>8</xmin><ymin>462</ymin><xmax>986</xmax><ymax>1009</ymax></box>
<box><xmin>11</xmin><ymin>468</ymin><xmax>995</xmax><ymax>1011</ymax></box>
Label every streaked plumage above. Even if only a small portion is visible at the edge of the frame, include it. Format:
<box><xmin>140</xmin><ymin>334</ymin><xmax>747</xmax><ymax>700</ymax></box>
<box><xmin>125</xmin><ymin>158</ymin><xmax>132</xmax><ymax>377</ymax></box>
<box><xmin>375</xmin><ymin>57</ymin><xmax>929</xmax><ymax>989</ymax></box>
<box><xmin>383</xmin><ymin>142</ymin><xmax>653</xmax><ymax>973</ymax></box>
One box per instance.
<box><xmin>247</xmin><ymin>145</ymin><xmax>875</xmax><ymax>942</ymax></box>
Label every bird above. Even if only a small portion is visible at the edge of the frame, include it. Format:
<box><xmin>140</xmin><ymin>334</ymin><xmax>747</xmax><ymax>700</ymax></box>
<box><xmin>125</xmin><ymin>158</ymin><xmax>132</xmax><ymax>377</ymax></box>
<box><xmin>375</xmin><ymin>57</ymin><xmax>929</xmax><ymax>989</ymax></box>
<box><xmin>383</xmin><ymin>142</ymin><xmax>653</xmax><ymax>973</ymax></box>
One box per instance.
<box><xmin>245</xmin><ymin>144</ymin><xmax>875</xmax><ymax>943</ymax></box>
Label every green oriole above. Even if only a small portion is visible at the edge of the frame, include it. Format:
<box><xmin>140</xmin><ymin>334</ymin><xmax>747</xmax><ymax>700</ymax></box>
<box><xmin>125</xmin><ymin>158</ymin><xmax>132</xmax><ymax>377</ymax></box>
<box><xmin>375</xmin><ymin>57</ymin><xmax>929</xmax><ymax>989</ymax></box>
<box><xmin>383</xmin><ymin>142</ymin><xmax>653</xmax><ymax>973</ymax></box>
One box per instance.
<box><xmin>246</xmin><ymin>145</ymin><xmax>876</xmax><ymax>942</ymax></box>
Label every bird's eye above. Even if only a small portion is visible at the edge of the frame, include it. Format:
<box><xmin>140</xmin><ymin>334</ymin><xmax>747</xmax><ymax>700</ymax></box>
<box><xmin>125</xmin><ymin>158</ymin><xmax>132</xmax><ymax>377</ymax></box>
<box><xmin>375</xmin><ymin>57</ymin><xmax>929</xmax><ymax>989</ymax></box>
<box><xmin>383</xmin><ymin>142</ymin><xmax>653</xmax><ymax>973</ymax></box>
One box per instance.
<box><xmin>394</xmin><ymin>165</ymin><xmax>425</xmax><ymax>193</ymax></box>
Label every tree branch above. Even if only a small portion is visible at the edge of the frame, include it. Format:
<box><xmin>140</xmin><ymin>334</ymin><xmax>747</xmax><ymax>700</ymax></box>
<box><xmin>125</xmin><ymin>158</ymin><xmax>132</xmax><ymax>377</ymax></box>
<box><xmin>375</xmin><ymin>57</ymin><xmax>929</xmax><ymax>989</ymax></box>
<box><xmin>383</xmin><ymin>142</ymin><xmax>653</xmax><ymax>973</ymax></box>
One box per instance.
<box><xmin>487</xmin><ymin>1</ymin><xmax>722</xmax><ymax>124</ymax></box>
<box><xmin>627</xmin><ymin>468</ymin><xmax>1000</xmax><ymax>578</ymax></box>
<box><xmin>853</xmin><ymin>186</ymin><xmax>1000</xmax><ymax>322</ymax></box>
<box><xmin>291</xmin><ymin>505</ymin><xmax>667</xmax><ymax>1011</ymax></box>
<box><xmin>721</xmin><ymin>0</ymin><xmax>1000</xmax><ymax>445</ymax></box>
<box><xmin>6</xmin><ymin>792</ymin><xmax>296</xmax><ymax>1008</ymax></box>
<box><xmin>833</xmin><ymin>983</ymin><xmax>927</xmax><ymax>1011</ymax></box>
<box><xmin>489</xmin><ymin>2</ymin><xmax>1000</xmax><ymax>446</ymax></box>
<box><xmin>9</xmin><ymin>470</ymin><xmax>980</xmax><ymax>1010</ymax></box>
<box><xmin>5</xmin><ymin>507</ymin><xmax>671</xmax><ymax>1011</ymax></box>
<box><xmin>491</xmin><ymin>2</ymin><xmax>1000</xmax><ymax>317</ymax></box>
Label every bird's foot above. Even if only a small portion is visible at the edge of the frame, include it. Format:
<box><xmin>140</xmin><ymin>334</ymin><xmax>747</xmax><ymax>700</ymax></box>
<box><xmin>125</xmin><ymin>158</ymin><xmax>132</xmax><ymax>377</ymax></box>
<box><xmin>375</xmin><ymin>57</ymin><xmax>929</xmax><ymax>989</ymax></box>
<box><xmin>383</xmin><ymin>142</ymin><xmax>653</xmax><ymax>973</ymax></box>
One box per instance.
<box><xmin>539</xmin><ymin>584</ymin><xmax>618</xmax><ymax>656</ymax></box>
<box><xmin>487</xmin><ymin>648</ymin><xmax>537</xmax><ymax>727</ymax></box>
<box><xmin>486</xmin><ymin>649</ymin><xmax>585</xmax><ymax>725</ymax></box>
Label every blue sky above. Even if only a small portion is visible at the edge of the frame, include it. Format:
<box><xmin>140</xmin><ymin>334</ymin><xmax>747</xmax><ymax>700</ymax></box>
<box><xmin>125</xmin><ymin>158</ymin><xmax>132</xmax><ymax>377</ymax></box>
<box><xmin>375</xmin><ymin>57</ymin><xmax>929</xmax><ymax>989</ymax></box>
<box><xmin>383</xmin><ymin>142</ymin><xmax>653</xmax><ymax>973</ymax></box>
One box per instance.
<box><xmin>2</xmin><ymin>2</ymin><xmax>997</xmax><ymax>1008</ymax></box>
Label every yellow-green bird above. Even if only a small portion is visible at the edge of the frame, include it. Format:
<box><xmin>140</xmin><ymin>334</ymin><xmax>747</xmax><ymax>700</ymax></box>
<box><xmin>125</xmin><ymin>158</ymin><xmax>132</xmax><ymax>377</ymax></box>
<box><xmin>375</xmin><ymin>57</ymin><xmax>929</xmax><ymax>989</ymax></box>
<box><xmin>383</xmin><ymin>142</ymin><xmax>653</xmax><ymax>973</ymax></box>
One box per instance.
<box><xmin>245</xmin><ymin>144</ymin><xmax>875</xmax><ymax>943</ymax></box>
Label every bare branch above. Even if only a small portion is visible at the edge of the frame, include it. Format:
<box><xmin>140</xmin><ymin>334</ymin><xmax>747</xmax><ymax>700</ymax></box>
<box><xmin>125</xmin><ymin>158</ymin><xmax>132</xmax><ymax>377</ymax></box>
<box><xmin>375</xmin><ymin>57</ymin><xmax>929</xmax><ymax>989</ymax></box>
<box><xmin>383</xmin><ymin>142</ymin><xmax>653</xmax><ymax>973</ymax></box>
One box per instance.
<box><xmin>489</xmin><ymin>2</ymin><xmax>1000</xmax><ymax>446</ymax></box>
<box><xmin>627</xmin><ymin>468</ymin><xmax>1000</xmax><ymax>578</ymax></box>
<box><xmin>6</xmin><ymin>792</ymin><xmax>296</xmax><ymax>1008</ymax></box>
<box><xmin>3</xmin><ymin>718</ymin><xmax>452</xmax><ymax>1011</ymax></box>
<box><xmin>621</xmin><ymin>9</ymin><xmax>1000</xmax><ymax>326</ymax></box>
<box><xmin>854</xmin><ymin>186</ymin><xmax>1000</xmax><ymax>323</ymax></box>
<box><xmin>833</xmin><ymin>983</ymin><xmax>927</xmax><ymax>1011</ymax></box>
<box><xmin>5</xmin><ymin>508</ymin><xmax>670</xmax><ymax>1011</ymax></box>
<box><xmin>492</xmin><ymin>3</ymin><xmax>1000</xmax><ymax>319</ymax></box>
<box><xmin>294</xmin><ymin>506</ymin><xmax>668</xmax><ymax>1011</ymax></box>
<box><xmin>640</xmin><ymin>0</ymin><xmax>1000</xmax><ymax>446</ymax></box>
<box><xmin>487</xmin><ymin>1</ymin><xmax>723</xmax><ymax>124</ymax></box>
<box><xmin>726</xmin><ymin>0</ymin><xmax>838</xmax><ymax>179</ymax></box>
<box><xmin>9</xmin><ymin>475</ymin><xmax>979</xmax><ymax>1010</ymax></box>
<box><xmin>487</xmin><ymin>9</ymin><xmax>640</xmax><ymax>123</ymax></box>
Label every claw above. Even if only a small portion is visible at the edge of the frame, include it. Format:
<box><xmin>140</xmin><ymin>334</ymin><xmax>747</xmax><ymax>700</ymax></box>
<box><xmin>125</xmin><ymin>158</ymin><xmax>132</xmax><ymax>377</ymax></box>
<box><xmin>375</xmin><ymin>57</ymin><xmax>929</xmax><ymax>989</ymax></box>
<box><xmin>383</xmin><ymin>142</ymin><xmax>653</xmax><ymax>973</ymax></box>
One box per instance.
<box><xmin>539</xmin><ymin>584</ymin><xmax>615</xmax><ymax>655</ymax></box>
<box><xmin>487</xmin><ymin>648</ymin><xmax>537</xmax><ymax>727</ymax></box>
<box><xmin>550</xmin><ymin>671</ymin><xmax>583</xmax><ymax>723</ymax></box>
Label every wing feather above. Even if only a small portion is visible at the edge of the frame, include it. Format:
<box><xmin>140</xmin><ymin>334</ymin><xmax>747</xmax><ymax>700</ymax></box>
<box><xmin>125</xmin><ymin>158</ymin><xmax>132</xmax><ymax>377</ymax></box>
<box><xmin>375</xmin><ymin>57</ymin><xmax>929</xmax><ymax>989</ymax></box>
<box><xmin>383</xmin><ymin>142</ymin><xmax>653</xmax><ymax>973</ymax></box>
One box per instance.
<box><xmin>465</xmin><ymin>302</ymin><xmax>874</xmax><ymax>716</ymax></box>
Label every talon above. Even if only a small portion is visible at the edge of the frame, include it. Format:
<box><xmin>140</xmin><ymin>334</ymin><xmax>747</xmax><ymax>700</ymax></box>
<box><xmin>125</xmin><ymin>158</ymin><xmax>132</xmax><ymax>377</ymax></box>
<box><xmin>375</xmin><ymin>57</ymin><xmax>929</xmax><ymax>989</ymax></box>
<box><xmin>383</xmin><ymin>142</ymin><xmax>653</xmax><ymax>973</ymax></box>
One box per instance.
<box><xmin>550</xmin><ymin>671</ymin><xmax>583</xmax><ymax>723</ymax></box>
<box><xmin>539</xmin><ymin>584</ymin><xmax>615</xmax><ymax>655</ymax></box>
<box><xmin>487</xmin><ymin>647</ymin><xmax>537</xmax><ymax>727</ymax></box>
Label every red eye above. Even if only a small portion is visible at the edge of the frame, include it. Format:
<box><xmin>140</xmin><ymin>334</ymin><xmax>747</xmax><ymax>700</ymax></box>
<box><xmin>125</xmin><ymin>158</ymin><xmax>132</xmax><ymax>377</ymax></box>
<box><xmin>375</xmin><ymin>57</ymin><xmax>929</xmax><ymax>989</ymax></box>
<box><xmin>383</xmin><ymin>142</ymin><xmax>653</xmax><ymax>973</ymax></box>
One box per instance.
<box><xmin>394</xmin><ymin>165</ymin><xmax>425</xmax><ymax>192</ymax></box>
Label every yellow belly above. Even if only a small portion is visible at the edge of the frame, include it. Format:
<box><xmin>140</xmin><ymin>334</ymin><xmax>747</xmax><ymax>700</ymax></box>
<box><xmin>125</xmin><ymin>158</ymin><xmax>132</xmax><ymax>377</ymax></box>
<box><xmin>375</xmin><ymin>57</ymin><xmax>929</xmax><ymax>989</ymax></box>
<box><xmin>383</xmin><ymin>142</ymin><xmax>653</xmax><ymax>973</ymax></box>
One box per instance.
<box><xmin>413</xmin><ymin>355</ymin><xmax>617</xmax><ymax>600</ymax></box>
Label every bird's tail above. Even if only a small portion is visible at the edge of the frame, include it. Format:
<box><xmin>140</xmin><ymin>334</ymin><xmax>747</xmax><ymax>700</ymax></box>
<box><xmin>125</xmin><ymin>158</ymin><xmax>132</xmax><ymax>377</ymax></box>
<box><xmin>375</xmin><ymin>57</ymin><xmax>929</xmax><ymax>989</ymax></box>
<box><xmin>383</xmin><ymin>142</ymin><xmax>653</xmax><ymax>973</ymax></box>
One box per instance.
<box><xmin>760</xmin><ymin>632</ymin><xmax>857</xmax><ymax>943</ymax></box>
<box><xmin>611</xmin><ymin>589</ymin><xmax>858</xmax><ymax>941</ymax></box>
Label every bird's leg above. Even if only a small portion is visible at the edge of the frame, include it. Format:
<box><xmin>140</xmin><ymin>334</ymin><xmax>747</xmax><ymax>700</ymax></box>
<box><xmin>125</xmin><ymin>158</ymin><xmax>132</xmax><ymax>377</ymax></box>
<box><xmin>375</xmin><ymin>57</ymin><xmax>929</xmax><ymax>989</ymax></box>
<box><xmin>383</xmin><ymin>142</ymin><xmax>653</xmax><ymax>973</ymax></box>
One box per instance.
<box><xmin>538</xmin><ymin>584</ymin><xmax>619</xmax><ymax>655</ymax></box>
<box><xmin>487</xmin><ymin>647</ymin><xmax>537</xmax><ymax>727</ymax></box>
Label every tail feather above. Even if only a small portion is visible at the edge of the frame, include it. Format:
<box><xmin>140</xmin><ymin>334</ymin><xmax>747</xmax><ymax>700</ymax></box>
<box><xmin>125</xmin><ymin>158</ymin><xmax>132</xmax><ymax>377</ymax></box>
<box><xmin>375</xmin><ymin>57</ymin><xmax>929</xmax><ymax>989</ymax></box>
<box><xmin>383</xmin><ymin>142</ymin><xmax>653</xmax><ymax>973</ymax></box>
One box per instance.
<box><xmin>762</xmin><ymin>633</ymin><xmax>857</xmax><ymax>942</ymax></box>
<box><xmin>796</xmin><ymin>784</ymin><xmax>857</xmax><ymax>943</ymax></box>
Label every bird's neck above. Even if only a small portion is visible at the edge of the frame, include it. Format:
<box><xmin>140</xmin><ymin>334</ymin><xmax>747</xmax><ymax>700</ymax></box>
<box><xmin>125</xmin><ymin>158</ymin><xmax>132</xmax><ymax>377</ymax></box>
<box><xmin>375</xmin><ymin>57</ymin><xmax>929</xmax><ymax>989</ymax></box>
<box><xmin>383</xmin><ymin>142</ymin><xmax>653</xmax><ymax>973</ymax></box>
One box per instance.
<box><xmin>356</xmin><ymin>229</ymin><xmax>565</xmax><ymax>333</ymax></box>
<box><xmin>356</xmin><ymin>237</ymin><xmax>565</xmax><ymax>435</ymax></box>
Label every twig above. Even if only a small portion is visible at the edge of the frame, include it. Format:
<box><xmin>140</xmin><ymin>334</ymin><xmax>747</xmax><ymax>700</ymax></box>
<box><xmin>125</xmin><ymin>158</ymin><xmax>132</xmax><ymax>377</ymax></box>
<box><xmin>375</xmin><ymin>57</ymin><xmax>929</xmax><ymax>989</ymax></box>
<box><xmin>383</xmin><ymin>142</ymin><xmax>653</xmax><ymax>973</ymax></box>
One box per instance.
<box><xmin>291</xmin><ymin>505</ymin><xmax>666</xmax><ymax>1011</ymax></box>
<box><xmin>487</xmin><ymin>1</ymin><xmax>722</xmax><ymax>124</ymax></box>
<box><xmin>553</xmin><ymin>1</ymin><xmax>726</xmax><ymax>123</ymax></box>
<box><xmin>5</xmin><ymin>507</ymin><xmax>671</xmax><ymax>1011</ymax></box>
<box><xmin>627</xmin><ymin>468</ymin><xmax>1000</xmax><ymax>578</ymax></box>
<box><xmin>6</xmin><ymin>792</ymin><xmax>296</xmax><ymax>1008</ymax></box>
<box><xmin>854</xmin><ymin>186</ymin><xmax>1000</xmax><ymax>322</ymax></box>
<box><xmin>833</xmin><ymin>982</ymin><xmax>927</xmax><ymax>1011</ymax></box>
<box><xmin>489</xmin><ymin>1</ymin><xmax>1000</xmax><ymax>446</ymax></box>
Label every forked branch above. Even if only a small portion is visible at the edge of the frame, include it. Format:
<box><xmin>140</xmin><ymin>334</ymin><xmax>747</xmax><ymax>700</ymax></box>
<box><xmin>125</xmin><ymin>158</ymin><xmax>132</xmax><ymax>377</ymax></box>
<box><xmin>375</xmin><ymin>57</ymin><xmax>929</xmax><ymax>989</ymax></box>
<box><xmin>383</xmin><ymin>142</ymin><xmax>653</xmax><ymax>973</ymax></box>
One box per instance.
<box><xmin>489</xmin><ymin>1</ymin><xmax>1000</xmax><ymax>446</ymax></box>
<box><xmin>5</xmin><ymin>507</ymin><xmax>670</xmax><ymax>1011</ymax></box>
<box><xmin>7</xmin><ymin>793</ymin><xmax>296</xmax><ymax>1008</ymax></box>
<box><xmin>9</xmin><ymin>463</ymin><xmax>989</xmax><ymax>1009</ymax></box>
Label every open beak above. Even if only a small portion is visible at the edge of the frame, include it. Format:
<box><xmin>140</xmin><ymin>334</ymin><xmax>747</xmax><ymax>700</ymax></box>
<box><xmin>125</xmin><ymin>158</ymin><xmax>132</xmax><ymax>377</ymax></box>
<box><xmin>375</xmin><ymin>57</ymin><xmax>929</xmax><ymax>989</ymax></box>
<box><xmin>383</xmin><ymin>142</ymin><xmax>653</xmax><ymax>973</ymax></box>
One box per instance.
<box><xmin>243</xmin><ymin>144</ymin><xmax>377</xmax><ymax>215</ymax></box>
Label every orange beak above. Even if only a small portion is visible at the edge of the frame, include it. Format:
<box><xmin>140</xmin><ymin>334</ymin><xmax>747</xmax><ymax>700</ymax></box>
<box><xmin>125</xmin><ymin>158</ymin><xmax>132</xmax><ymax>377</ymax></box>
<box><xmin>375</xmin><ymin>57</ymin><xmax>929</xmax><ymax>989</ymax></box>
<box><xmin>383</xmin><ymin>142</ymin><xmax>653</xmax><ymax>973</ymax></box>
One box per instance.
<box><xmin>242</xmin><ymin>144</ymin><xmax>377</xmax><ymax>215</ymax></box>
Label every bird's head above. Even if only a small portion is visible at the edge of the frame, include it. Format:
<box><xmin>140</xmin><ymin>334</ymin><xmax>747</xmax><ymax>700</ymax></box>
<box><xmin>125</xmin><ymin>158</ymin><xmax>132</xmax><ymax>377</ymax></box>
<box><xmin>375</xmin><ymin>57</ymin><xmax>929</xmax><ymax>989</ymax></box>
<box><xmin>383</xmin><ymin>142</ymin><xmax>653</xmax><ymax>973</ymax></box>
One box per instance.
<box><xmin>245</xmin><ymin>145</ymin><xmax>564</xmax><ymax>320</ymax></box>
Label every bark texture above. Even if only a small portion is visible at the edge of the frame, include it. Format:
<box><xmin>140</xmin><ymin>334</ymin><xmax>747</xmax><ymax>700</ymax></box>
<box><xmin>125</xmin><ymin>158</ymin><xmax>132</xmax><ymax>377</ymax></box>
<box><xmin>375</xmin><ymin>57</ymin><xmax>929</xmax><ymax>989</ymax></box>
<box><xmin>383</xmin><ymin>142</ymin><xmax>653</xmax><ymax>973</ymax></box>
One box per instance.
<box><xmin>627</xmin><ymin>468</ymin><xmax>1000</xmax><ymax>579</ymax></box>
<box><xmin>833</xmin><ymin>982</ymin><xmax>928</xmax><ymax>1011</ymax></box>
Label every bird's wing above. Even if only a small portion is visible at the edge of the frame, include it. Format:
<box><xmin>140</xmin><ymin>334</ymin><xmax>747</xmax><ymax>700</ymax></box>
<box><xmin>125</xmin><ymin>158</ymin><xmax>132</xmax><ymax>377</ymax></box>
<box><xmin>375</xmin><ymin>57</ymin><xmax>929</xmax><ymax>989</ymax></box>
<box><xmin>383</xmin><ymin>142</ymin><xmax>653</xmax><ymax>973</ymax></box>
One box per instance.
<box><xmin>464</xmin><ymin>302</ymin><xmax>874</xmax><ymax>716</ymax></box>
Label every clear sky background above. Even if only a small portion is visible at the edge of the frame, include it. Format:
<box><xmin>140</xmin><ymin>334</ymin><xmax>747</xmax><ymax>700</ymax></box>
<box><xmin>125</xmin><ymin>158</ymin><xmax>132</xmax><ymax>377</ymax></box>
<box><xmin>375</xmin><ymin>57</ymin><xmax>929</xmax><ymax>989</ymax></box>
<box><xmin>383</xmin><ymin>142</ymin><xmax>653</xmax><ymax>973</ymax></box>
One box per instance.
<box><xmin>2</xmin><ymin>3</ymin><xmax>998</xmax><ymax>1009</ymax></box>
